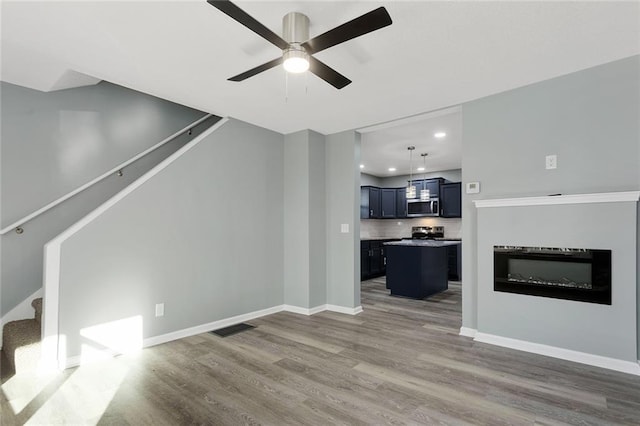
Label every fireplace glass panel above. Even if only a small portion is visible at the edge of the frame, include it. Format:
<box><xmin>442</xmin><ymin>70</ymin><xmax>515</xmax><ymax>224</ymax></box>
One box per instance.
<box><xmin>507</xmin><ymin>259</ymin><xmax>592</xmax><ymax>289</ymax></box>
<box><xmin>494</xmin><ymin>246</ymin><xmax>611</xmax><ymax>304</ymax></box>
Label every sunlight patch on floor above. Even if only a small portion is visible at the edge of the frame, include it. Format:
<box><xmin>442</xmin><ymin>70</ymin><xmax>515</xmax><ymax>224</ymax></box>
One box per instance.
<box><xmin>26</xmin><ymin>355</ymin><xmax>133</xmax><ymax>425</ymax></box>
<box><xmin>2</xmin><ymin>370</ymin><xmax>61</xmax><ymax>414</ymax></box>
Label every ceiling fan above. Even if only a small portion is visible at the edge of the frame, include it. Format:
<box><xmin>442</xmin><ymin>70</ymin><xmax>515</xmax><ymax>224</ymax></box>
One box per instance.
<box><xmin>207</xmin><ymin>0</ymin><xmax>392</xmax><ymax>89</ymax></box>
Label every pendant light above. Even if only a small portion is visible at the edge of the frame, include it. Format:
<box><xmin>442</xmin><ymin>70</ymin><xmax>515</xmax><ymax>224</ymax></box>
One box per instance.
<box><xmin>420</xmin><ymin>153</ymin><xmax>430</xmax><ymax>200</ymax></box>
<box><xmin>406</xmin><ymin>146</ymin><xmax>416</xmax><ymax>199</ymax></box>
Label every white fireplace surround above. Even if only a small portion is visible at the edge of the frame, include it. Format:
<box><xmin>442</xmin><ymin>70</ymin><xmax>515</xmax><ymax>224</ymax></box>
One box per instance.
<box><xmin>474</xmin><ymin>191</ymin><xmax>640</xmax><ymax>208</ymax></box>
<box><xmin>468</xmin><ymin>191</ymin><xmax>640</xmax><ymax>375</ymax></box>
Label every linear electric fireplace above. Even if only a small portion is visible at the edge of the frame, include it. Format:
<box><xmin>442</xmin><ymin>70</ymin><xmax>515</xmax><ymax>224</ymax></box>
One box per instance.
<box><xmin>494</xmin><ymin>246</ymin><xmax>611</xmax><ymax>304</ymax></box>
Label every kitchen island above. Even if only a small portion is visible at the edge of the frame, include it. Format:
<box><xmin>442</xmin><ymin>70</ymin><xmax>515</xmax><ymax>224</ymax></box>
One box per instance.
<box><xmin>384</xmin><ymin>240</ymin><xmax>461</xmax><ymax>299</ymax></box>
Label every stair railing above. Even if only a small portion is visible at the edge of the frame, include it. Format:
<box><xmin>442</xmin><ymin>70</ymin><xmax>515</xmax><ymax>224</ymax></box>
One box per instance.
<box><xmin>0</xmin><ymin>113</ymin><xmax>215</xmax><ymax>236</ymax></box>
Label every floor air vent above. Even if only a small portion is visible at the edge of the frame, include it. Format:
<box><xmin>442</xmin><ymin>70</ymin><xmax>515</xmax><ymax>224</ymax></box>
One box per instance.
<box><xmin>209</xmin><ymin>323</ymin><xmax>255</xmax><ymax>337</ymax></box>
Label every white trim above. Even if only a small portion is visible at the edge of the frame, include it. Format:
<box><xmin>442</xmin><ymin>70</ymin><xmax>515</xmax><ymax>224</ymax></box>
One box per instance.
<box><xmin>0</xmin><ymin>114</ymin><xmax>215</xmax><ymax>235</ymax></box>
<box><xmin>474</xmin><ymin>332</ymin><xmax>640</xmax><ymax>376</ymax></box>
<box><xmin>283</xmin><ymin>305</ymin><xmax>326</xmax><ymax>316</ymax></box>
<box><xmin>41</xmin><ymin>118</ymin><xmax>228</xmax><ymax>371</ymax></box>
<box><xmin>326</xmin><ymin>304</ymin><xmax>363</xmax><ymax>315</ymax></box>
<box><xmin>459</xmin><ymin>326</ymin><xmax>477</xmax><ymax>338</ymax></box>
<box><xmin>0</xmin><ymin>287</ymin><xmax>43</xmax><ymax>349</ymax></box>
<box><xmin>42</xmin><ymin>243</ymin><xmax>62</xmax><ymax>370</ymax></box>
<box><xmin>143</xmin><ymin>305</ymin><xmax>283</xmax><ymax>349</ymax></box>
<box><xmin>473</xmin><ymin>191</ymin><xmax>640</xmax><ymax>209</ymax></box>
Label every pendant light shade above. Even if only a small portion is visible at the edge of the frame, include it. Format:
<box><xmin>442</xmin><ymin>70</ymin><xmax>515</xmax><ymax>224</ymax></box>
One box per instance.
<box><xmin>419</xmin><ymin>153</ymin><xmax>430</xmax><ymax>201</ymax></box>
<box><xmin>406</xmin><ymin>146</ymin><xmax>416</xmax><ymax>199</ymax></box>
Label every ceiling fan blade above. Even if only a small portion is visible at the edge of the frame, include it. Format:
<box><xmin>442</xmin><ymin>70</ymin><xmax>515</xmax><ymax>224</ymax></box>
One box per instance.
<box><xmin>207</xmin><ymin>0</ymin><xmax>289</xmax><ymax>50</ymax></box>
<box><xmin>308</xmin><ymin>57</ymin><xmax>351</xmax><ymax>89</ymax></box>
<box><xmin>302</xmin><ymin>7</ymin><xmax>392</xmax><ymax>54</ymax></box>
<box><xmin>228</xmin><ymin>57</ymin><xmax>283</xmax><ymax>82</ymax></box>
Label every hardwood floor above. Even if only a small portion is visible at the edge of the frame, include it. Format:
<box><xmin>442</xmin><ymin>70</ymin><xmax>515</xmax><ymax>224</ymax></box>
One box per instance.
<box><xmin>2</xmin><ymin>278</ymin><xmax>640</xmax><ymax>425</ymax></box>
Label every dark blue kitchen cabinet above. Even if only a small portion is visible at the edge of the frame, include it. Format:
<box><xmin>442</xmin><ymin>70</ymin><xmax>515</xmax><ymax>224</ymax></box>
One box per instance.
<box><xmin>410</xmin><ymin>178</ymin><xmax>444</xmax><ymax>198</ymax></box>
<box><xmin>447</xmin><ymin>243</ymin><xmax>462</xmax><ymax>280</ymax></box>
<box><xmin>425</xmin><ymin>178</ymin><xmax>443</xmax><ymax>198</ymax></box>
<box><xmin>440</xmin><ymin>182</ymin><xmax>462</xmax><ymax>218</ymax></box>
<box><xmin>360</xmin><ymin>186</ymin><xmax>381</xmax><ymax>218</ymax></box>
<box><xmin>360</xmin><ymin>239</ymin><xmax>400</xmax><ymax>280</ymax></box>
<box><xmin>369</xmin><ymin>241</ymin><xmax>383</xmax><ymax>276</ymax></box>
<box><xmin>361</xmin><ymin>241</ymin><xmax>371</xmax><ymax>279</ymax></box>
<box><xmin>395</xmin><ymin>188</ymin><xmax>407</xmax><ymax>218</ymax></box>
<box><xmin>381</xmin><ymin>189</ymin><xmax>397</xmax><ymax>218</ymax></box>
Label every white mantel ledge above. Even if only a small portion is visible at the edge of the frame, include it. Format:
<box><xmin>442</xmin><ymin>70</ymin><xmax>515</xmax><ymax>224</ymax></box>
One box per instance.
<box><xmin>474</xmin><ymin>191</ymin><xmax>640</xmax><ymax>208</ymax></box>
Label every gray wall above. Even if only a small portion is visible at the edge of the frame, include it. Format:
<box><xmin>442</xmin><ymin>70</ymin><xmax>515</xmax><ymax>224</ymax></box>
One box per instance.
<box><xmin>283</xmin><ymin>130</ymin><xmax>327</xmax><ymax>309</ymax></box>
<box><xmin>326</xmin><ymin>131</ymin><xmax>361</xmax><ymax>308</ymax></box>
<box><xmin>56</xmin><ymin>118</ymin><xmax>284</xmax><ymax>359</ymax></box>
<box><xmin>461</xmin><ymin>55</ymin><xmax>640</xmax><ymax>355</ymax></box>
<box><xmin>308</xmin><ymin>131</ymin><xmax>327</xmax><ymax>308</ymax></box>
<box><xmin>1</xmin><ymin>81</ymin><xmax>210</xmax><ymax>315</ymax></box>
<box><xmin>284</xmin><ymin>131</ymin><xmax>310</xmax><ymax>307</ymax></box>
<box><xmin>360</xmin><ymin>173</ymin><xmax>383</xmax><ymax>187</ymax></box>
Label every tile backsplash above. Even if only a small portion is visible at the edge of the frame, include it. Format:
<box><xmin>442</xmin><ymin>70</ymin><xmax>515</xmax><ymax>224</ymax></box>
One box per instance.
<box><xmin>360</xmin><ymin>218</ymin><xmax>462</xmax><ymax>240</ymax></box>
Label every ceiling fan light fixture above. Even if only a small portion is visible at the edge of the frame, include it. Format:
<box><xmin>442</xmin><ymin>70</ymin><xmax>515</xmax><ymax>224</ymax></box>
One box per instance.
<box><xmin>283</xmin><ymin>47</ymin><xmax>309</xmax><ymax>73</ymax></box>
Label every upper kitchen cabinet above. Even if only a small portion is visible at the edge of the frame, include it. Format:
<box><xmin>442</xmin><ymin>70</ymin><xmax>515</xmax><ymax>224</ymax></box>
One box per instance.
<box><xmin>425</xmin><ymin>178</ymin><xmax>443</xmax><ymax>198</ymax></box>
<box><xmin>395</xmin><ymin>188</ymin><xmax>407</xmax><ymax>218</ymax></box>
<box><xmin>361</xmin><ymin>186</ymin><xmax>381</xmax><ymax>219</ymax></box>
<box><xmin>440</xmin><ymin>182</ymin><xmax>462</xmax><ymax>218</ymax></box>
<box><xmin>410</xmin><ymin>178</ymin><xmax>444</xmax><ymax>198</ymax></box>
<box><xmin>380</xmin><ymin>189</ymin><xmax>397</xmax><ymax>218</ymax></box>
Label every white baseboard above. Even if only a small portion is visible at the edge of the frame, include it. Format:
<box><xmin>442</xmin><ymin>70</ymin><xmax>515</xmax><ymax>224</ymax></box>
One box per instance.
<box><xmin>474</xmin><ymin>332</ymin><xmax>640</xmax><ymax>376</ymax></box>
<box><xmin>282</xmin><ymin>304</ymin><xmax>325</xmax><ymax>316</ymax></box>
<box><xmin>143</xmin><ymin>305</ymin><xmax>284</xmax><ymax>349</ymax></box>
<box><xmin>284</xmin><ymin>304</ymin><xmax>363</xmax><ymax>316</ymax></box>
<box><xmin>326</xmin><ymin>304</ymin><xmax>363</xmax><ymax>315</ymax></box>
<box><xmin>0</xmin><ymin>287</ymin><xmax>43</xmax><ymax>349</ymax></box>
<box><xmin>459</xmin><ymin>327</ymin><xmax>477</xmax><ymax>338</ymax></box>
<box><xmin>61</xmin><ymin>302</ymin><xmax>364</xmax><ymax>369</ymax></box>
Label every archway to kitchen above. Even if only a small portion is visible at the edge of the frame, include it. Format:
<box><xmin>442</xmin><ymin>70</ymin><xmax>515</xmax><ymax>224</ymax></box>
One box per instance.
<box><xmin>356</xmin><ymin>106</ymin><xmax>463</xmax><ymax>319</ymax></box>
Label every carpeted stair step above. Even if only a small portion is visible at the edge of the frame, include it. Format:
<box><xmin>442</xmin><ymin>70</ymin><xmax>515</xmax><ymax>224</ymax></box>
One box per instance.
<box><xmin>2</xmin><ymin>319</ymin><xmax>41</xmax><ymax>374</ymax></box>
<box><xmin>32</xmin><ymin>298</ymin><xmax>43</xmax><ymax>325</ymax></box>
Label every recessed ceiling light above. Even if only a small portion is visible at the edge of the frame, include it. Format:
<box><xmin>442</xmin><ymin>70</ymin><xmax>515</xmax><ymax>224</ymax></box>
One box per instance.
<box><xmin>417</xmin><ymin>167</ymin><xmax>425</xmax><ymax>172</ymax></box>
<box><xmin>388</xmin><ymin>167</ymin><xmax>396</xmax><ymax>172</ymax></box>
<box><xmin>359</xmin><ymin>164</ymin><xmax>364</xmax><ymax>169</ymax></box>
<box><xmin>434</xmin><ymin>132</ymin><xmax>446</xmax><ymax>138</ymax></box>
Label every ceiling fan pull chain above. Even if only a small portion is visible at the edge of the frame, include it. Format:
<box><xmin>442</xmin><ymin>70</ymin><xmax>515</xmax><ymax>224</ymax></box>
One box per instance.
<box><xmin>285</xmin><ymin>70</ymin><xmax>289</xmax><ymax>103</ymax></box>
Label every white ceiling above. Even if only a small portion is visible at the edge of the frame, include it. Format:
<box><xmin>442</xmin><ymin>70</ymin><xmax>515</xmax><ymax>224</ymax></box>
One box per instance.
<box><xmin>360</xmin><ymin>106</ymin><xmax>462</xmax><ymax>177</ymax></box>
<box><xmin>1</xmin><ymin>1</ymin><xmax>639</xmax><ymax>137</ymax></box>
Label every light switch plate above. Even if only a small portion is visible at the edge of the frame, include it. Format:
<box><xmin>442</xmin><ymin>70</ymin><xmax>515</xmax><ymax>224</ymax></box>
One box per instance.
<box><xmin>155</xmin><ymin>303</ymin><xmax>164</xmax><ymax>317</ymax></box>
<box><xmin>466</xmin><ymin>182</ymin><xmax>480</xmax><ymax>194</ymax></box>
<box><xmin>340</xmin><ymin>224</ymin><xmax>349</xmax><ymax>233</ymax></box>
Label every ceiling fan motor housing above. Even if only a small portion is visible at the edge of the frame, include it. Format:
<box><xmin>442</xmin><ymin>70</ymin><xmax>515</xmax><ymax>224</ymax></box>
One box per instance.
<box><xmin>282</xmin><ymin>12</ymin><xmax>310</xmax><ymax>73</ymax></box>
<box><xmin>282</xmin><ymin>12</ymin><xmax>310</xmax><ymax>43</ymax></box>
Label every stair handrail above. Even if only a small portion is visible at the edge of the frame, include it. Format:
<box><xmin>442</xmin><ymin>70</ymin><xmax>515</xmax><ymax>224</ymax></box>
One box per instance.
<box><xmin>0</xmin><ymin>113</ymin><xmax>216</xmax><ymax>235</ymax></box>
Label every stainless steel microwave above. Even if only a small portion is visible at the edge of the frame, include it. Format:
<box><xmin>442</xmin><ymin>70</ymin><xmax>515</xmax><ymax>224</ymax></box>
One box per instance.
<box><xmin>407</xmin><ymin>198</ymin><xmax>439</xmax><ymax>217</ymax></box>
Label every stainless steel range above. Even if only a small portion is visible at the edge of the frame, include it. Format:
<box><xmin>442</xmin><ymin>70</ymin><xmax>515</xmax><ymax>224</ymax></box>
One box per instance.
<box><xmin>411</xmin><ymin>226</ymin><xmax>444</xmax><ymax>239</ymax></box>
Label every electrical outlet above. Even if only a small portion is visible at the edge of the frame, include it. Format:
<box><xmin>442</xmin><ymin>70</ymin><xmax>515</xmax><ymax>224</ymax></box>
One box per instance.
<box><xmin>546</xmin><ymin>155</ymin><xmax>557</xmax><ymax>169</ymax></box>
<box><xmin>155</xmin><ymin>303</ymin><xmax>164</xmax><ymax>317</ymax></box>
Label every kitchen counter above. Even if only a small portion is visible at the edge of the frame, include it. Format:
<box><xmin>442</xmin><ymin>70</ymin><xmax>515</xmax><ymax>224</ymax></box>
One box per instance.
<box><xmin>384</xmin><ymin>240</ymin><xmax>460</xmax><ymax>247</ymax></box>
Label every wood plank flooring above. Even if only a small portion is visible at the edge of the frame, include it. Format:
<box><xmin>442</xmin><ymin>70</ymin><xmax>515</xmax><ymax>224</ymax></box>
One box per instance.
<box><xmin>2</xmin><ymin>278</ymin><xmax>640</xmax><ymax>425</ymax></box>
